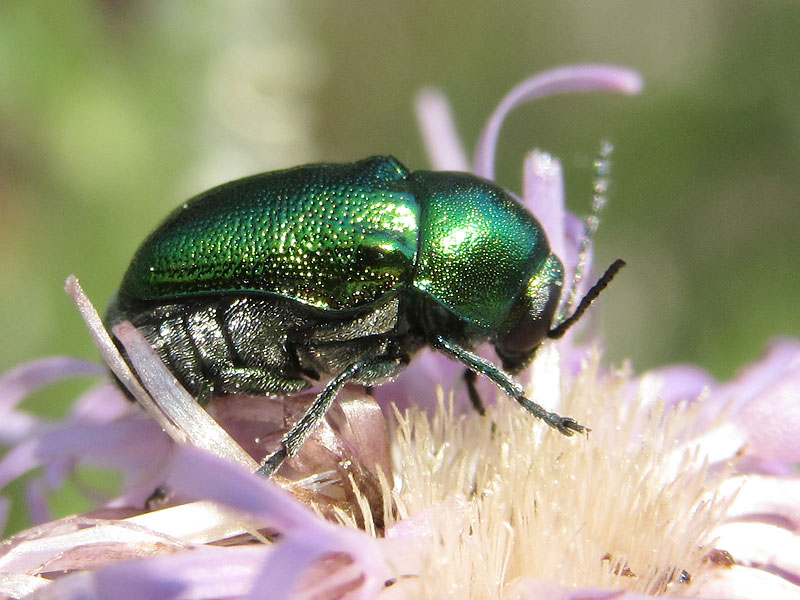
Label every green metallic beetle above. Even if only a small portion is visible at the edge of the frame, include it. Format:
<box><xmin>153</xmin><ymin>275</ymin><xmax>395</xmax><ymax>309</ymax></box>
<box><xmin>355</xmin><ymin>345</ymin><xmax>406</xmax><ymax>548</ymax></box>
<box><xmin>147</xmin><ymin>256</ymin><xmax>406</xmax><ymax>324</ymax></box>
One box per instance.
<box><xmin>107</xmin><ymin>156</ymin><xmax>622</xmax><ymax>476</ymax></box>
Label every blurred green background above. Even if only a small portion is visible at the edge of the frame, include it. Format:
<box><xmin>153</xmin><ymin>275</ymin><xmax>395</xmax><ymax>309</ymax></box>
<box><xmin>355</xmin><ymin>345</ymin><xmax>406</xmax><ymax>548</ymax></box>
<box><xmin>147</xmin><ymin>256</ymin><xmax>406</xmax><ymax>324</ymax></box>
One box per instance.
<box><xmin>1</xmin><ymin>3</ymin><xmax>798</xmax><ymax>409</ymax></box>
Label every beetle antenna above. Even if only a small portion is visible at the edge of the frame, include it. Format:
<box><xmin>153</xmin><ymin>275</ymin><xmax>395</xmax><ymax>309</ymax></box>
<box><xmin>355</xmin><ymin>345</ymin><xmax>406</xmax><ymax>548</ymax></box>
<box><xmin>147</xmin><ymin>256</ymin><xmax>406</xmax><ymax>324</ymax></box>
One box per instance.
<box><xmin>548</xmin><ymin>258</ymin><xmax>625</xmax><ymax>339</ymax></box>
<box><xmin>558</xmin><ymin>140</ymin><xmax>614</xmax><ymax>322</ymax></box>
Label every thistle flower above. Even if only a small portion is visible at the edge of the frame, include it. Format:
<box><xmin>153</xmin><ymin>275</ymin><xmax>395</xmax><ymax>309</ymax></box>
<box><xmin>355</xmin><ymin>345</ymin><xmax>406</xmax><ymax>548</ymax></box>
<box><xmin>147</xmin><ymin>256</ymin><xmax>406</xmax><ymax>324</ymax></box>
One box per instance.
<box><xmin>1</xmin><ymin>65</ymin><xmax>798</xmax><ymax>600</ymax></box>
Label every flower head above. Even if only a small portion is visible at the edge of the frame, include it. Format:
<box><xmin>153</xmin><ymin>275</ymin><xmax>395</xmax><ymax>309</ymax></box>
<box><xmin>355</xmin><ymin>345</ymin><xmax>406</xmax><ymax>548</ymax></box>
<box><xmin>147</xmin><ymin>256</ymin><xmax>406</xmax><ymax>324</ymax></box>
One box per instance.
<box><xmin>0</xmin><ymin>65</ymin><xmax>798</xmax><ymax>600</ymax></box>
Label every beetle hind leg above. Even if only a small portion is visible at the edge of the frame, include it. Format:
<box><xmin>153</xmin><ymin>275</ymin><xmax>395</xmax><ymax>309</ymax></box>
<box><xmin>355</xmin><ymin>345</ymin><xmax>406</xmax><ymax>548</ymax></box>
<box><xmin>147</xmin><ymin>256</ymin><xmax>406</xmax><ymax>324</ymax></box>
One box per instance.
<box><xmin>216</xmin><ymin>366</ymin><xmax>310</xmax><ymax>397</ymax></box>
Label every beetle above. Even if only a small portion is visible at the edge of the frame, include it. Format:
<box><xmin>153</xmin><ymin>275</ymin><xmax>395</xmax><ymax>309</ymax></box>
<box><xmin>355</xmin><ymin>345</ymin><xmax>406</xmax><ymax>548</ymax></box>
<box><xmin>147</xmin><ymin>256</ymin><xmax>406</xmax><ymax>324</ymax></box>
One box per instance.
<box><xmin>106</xmin><ymin>156</ymin><xmax>623</xmax><ymax>476</ymax></box>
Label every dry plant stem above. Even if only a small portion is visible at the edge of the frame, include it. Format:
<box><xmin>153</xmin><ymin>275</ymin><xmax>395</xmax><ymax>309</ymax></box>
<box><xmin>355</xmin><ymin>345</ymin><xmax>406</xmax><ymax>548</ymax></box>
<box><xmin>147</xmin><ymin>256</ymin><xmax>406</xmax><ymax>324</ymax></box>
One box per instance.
<box><xmin>65</xmin><ymin>275</ymin><xmax>257</xmax><ymax>471</ymax></box>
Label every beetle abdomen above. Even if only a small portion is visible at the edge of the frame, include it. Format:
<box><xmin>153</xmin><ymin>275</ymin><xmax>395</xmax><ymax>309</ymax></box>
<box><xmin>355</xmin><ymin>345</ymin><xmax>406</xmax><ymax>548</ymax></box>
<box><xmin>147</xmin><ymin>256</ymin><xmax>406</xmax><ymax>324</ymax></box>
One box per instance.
<box><xmin>119</xmin><ymin>157</ymin><xmax>420</xmax><ymax>312</ymax></box>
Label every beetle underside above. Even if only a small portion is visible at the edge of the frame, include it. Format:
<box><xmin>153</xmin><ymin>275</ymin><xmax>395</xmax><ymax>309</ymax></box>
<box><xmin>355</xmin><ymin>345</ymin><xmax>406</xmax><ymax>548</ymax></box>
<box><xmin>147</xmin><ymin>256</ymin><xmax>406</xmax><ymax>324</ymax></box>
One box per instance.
<box><xmin>108</xmin><ymin>284</ymin><xmax>595</xmax><ymax>477</ymax></box>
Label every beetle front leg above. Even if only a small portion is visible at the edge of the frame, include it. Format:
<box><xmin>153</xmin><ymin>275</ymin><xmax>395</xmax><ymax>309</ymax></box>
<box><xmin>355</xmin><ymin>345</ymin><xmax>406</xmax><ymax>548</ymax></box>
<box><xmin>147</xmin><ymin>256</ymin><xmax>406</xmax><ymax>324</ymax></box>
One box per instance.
<box><xmin>434</xmin><ymin>336</ymin><xmax>586</xmax><ymax>436</ymax></box>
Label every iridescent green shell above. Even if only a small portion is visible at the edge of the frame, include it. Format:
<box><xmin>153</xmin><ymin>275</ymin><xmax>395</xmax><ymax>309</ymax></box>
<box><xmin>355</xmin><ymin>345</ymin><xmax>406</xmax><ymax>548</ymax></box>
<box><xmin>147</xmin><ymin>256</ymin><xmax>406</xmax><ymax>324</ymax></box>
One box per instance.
<box><xmin>119</xmin><ymin>157</ymin><xmax>420</xmax><ymax>311</ymax></box>
<box><xmin>410</xmin><ymin>171</ymin><xmax>556</xmax><ymax>331</ymax></box>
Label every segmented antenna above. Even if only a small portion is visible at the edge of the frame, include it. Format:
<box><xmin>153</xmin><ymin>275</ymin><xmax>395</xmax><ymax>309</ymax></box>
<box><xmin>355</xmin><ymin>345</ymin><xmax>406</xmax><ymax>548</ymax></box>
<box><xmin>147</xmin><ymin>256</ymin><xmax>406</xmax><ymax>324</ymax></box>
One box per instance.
<box><xmin>557</xmin><ymin>140</ymin><xmax>614</xmax><ymax>323</ymax></box>
<box><xmin>548</xmin><ymin>258</ymin><xmax>625</xmax><ymax>340</ymax></box>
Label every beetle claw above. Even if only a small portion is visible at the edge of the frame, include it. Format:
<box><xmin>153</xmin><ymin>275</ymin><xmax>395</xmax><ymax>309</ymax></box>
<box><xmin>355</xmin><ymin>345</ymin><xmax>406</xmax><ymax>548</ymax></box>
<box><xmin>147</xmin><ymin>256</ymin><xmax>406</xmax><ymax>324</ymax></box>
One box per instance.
<box><xmin>550</xmin><ymin>415</ymin><xmax>588</xmax><ymax>437</ymax></box>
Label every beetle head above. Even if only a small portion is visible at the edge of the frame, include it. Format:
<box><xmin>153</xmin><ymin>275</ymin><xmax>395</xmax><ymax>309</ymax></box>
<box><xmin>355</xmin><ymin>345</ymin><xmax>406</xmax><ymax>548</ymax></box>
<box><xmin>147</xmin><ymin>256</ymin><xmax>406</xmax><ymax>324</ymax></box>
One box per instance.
<box><xmin>494</xmin><ymin>253</ymin><xmax>564</xmax><ymax>373</ymax></box>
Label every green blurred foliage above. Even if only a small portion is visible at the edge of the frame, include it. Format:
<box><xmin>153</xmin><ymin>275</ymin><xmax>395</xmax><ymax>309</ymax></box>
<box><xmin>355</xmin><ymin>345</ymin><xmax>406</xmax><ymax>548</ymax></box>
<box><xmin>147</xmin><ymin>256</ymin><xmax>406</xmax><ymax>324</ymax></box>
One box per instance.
<box><xmin>0</xmin><ymin>0</ymin><xmax>799</xmax><ymax>529</ymax></box>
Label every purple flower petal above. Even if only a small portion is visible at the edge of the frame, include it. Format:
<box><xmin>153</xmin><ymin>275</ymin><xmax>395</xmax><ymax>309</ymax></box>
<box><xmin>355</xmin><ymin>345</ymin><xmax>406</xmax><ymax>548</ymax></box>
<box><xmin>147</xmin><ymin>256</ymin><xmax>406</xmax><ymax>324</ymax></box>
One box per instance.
<box><xmin>0</xmin><ymin>415</ymin><xmax>170</xmax><ymax>508</ymax></box>
<box><xmin>0</xmin><ymin>573</ymin><xmax>49</xmax><ymax>597</ymax></box>
<box><xmin>68</xmin><ymin>382</ymin><xmax>129</xmax><ymax>423</ymax></box>
<box><xmin>522</xmin><ymin>151</ymin><xmax>598</xmax><ymax>318</ymax></box>
<box><xmin>25</xmin><ymin>478</ymin><xmax>50</xmax><ymax>526</ymax></box>
<box><xmin>167</xmin><ymin>446</ymin><xmax>390</xmax><ymax>598</ymax></box>
<box><xmin>642</xmin><ymin>363</ymin><xmax>716</xmax><ymax>409</ymax></box>
<box><xmin>0</xmin><ymin>357</ymin><xmax>104</xmax><ymax>413</ymax></box>
<box><xmin>112</xmin><ymin>321</ymin><xmax>257</xmax><ymax>471</ymax></box>
<box><xmin>0</xmin><ymin>411</ymin><xmax>41</xmax><ymax>446</ymax></box>
<box><xmin>96</xmin><ymin>546</ymin><xmax>269</xmax><ymax>600</ymax></box>
<box><xmin>523</xmin><ymin>150</ymin><xmax>567</xmax><ymax>259</ymax></box>
<box><xmin>704</xmin><ymin>338</ymin><xmax>800</xmax><ymax>470</ymax></box>
<box><xmin>40</xmin><ymin>546</ymin><xmax>267</xmax><ymax>600</ymax></box>
<box><xmin>414</xmin><ymin>88</ymin><xmax>470</xmax><ymax>172</ymax></box>
<box><xmin>736</xmin><ymin>375</ymin><xmax>800</xmax><ymax>468</ymax></box>
<box><xmin>724</xmin><ymin>474</ymin><xmax>800</xmax><ymax>532</ymax></box>
<box><xmin>697</xmin><ymin>564</ymin><xmax>800</xmax><ymax>599</ymax></box>
<box><xmin>714</xmin><ymin>338</ymin><xmax>800</xmax><ymax>413</ymax></box>
<box><xmin>473</xmin><ymin>64</ymin><xmax>643</xmax><ymax>180</ymax></box>
<box><xmin>372</xmin><ymin>348</ymin><xmax>466</xmax><ymax>414</ymax></box>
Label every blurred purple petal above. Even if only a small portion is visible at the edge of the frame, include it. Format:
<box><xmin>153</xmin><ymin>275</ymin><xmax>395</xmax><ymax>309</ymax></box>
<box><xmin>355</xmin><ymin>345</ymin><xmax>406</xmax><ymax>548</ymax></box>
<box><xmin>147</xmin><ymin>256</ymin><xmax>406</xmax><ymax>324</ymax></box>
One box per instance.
<box><xmin>522</xmin><ymin>150</ymin><xmax>598</xmax><ymax>318</ymax></box>
<box><xmin>414</xmin><ymin>88</ymin><xmax>470</xmax><ymax>172</ymax></box>
<box><xmin>473</xmin><ymin>64</ymin><xmax>643</xmax><ymax>179</ymax></box>
<box><xmin>523</xmin><ymin>150</ymin><xmax>567</xmax><ymax>259</ymax></box>
<box><xmin>713</xmin><ymin>521</ymin><xmax>800</xmax><ymax>585</ymax></box>
<box><xmin>0</xmin><ymin>437</ymin><xmax>42</xmax><ymax>491</ymax></box>
<box><xmin>97</xmin><ymin>546</ymin><xmax>267</xmax><ymax>600</ymax></box>
<box><xmin>724</xmin><ymin>474</ymin><xmax>800</xmax><ymax>531</ymax></box>
<box><xmin>68</xmin><ymin>382</ymin><xmax>129</xmax><ymax>423</ymax></box>
<box><xmin>25</xmin><ymin>478</ymin><xmax>51</xmax><ymax>526</ymax></box>
<box><xmin>643</xmin><ymin>363</ymin><xmax>716</xmax><ymax>408</ymax></box>
<box><xmin>711</xmin><ymin>338</ymin><xmax>800</xmax><ymax>470</ymax></box>
<box><xmin>167</xmin><ymin>446</ymin><xmax>389</xmax><ymax>598</ymax></box>
<box><xmin>36</xmin><ymin>417</ymin><xmax>168</xmax><ymax>470</ymax></box>
<box><xmin>714</xmin><ymin>338</ymin><xmax>800</xmax><ymax>413</ymax></box>
<box><xmin>113</xmin><ymin>321</ymin><xmax>258</xmax><ymax>471</ymax></box>
<box><xmin>0</xmin><ymin>357</ymin><xmax>104</xmax><ymax>413</ymax></box>
<box><xmin>697</xmin><ymin>564</ymin><xmax>800</xmax><ymax>599</ymax></box>
<box><xmin>250</xmin><ymin>535</ymin><xmax>349</xmax><ymax>600</ymax></box>
<box><xmin>373</xmin><ymin>346</ymin><xmax>501</xmax><ymax>416</ymax></box>
<box><xmin>39</xmin><ymin>546</ymin><xmax>267</xmax><ymax>600</ymax></box>
<box><xmin>0</xmin><ymin>573</ymin><xmax>49</xmax><ymax>597</ymax></box>
<box><xmin>372</xmin><ymin>348</ymin><xmax>464</xmax><ymax>414</ymax></box>
<box><xmin>0</xmin><ymin>415</ymin><xmax>170</xmax><ymax>505</ymax></box>
<box><xmin>0</xmin><ymin>411</ymin><xmax>41</xmax><ymax>446</ymax></box>
<box><xmin>736</xmin><ymin>371</ymin><xmax>800</xmax><ymax>467</ymax></box>
<box><xmin>169</xmin><ymin>445</ymin><xmax>328</xmax><ymax>530</ymax></box>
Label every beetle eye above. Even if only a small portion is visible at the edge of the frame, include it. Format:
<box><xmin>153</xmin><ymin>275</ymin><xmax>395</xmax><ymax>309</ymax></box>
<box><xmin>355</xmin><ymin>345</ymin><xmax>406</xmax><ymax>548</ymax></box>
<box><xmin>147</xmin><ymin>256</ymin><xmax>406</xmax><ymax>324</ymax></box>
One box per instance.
<box><xmin>495</xmin><ymin>279</ymin><xmax>561</xmax><ymax>372</ymax></box>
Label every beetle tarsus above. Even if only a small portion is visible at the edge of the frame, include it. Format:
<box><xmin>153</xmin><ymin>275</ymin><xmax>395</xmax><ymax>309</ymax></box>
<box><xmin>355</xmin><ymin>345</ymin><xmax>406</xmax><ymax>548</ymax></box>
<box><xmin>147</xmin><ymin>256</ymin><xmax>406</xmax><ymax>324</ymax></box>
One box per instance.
<box><xmin>551</xmin><ymin>416</ymin><xmax>588</xmax><ymax>436</ymax></box>
<box><xmin>257</xmin><ymin>448</ymin><xmax>287</xmax><ymax>477</ymax></box>
<box><xmin>435</xmin><ymin>336</ymin><xmax>584</xmax><ymax>437</ymax></box>
<box><xmin>517</xmin><ymin>395</ymin><xmax>585</xmax><ymax>436</ymax></box>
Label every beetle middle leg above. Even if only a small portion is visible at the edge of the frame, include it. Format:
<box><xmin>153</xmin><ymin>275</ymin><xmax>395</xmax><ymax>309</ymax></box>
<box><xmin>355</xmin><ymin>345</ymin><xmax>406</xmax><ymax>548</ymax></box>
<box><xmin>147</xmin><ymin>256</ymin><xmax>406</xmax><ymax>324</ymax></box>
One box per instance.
<box><xmin>257</xmin><ymin>357</ymin><xmax>398</xmax><ymax>477</ymax></box>
<box><xmin>463</xmin><ymin>369</ymin><xmax>486</xmax><ymax>416</ymax></box>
